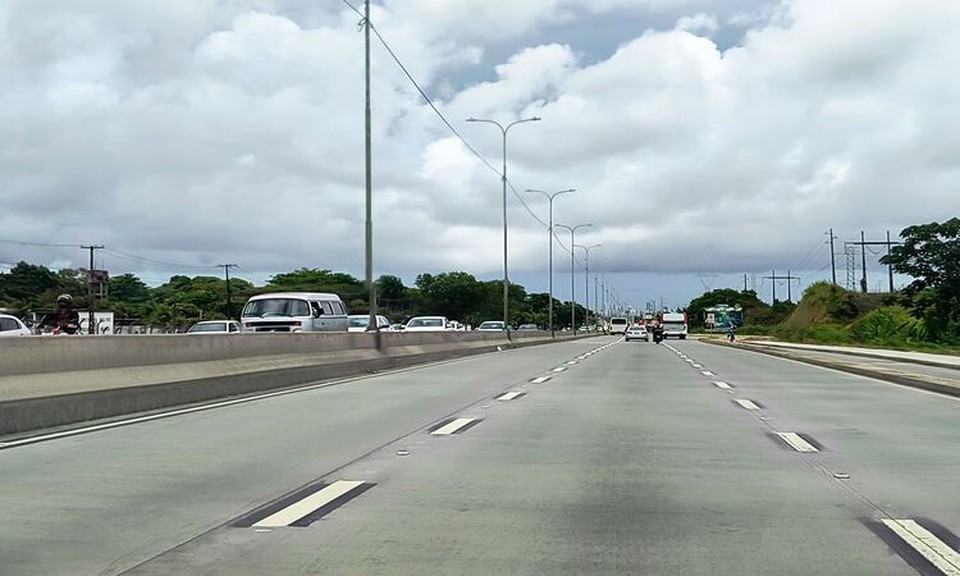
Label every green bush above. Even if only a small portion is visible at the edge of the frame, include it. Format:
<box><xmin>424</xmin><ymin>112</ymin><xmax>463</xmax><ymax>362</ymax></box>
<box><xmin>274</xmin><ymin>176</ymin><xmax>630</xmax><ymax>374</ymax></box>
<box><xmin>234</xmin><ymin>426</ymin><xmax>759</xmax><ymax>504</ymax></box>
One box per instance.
<box><xmin>848</xmin><ymin>306</ymin><xmax>926</xmax><ymax>344</ymax></box>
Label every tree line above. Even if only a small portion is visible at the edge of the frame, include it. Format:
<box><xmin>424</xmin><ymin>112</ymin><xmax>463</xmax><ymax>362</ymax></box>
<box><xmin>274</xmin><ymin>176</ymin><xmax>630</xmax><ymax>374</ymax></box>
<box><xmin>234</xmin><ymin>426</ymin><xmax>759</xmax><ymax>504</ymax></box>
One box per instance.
<box><xmin>4</xmin><ymin>218</ymin><xmax>953</xmax><ymax>338</ymax></box>
<box><xmin>0</xmin><ymin>263</ymin><xmax>591</xmax><ymax>330</ymax></box>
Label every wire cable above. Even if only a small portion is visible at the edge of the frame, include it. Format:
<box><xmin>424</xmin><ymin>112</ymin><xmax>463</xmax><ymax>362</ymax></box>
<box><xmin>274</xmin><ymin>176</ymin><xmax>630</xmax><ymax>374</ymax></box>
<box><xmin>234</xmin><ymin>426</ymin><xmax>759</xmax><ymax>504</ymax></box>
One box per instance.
<box><xmin>341</xmin><ymin>0</ymin><xmax>554</xmax><ymax>233</ymax></box>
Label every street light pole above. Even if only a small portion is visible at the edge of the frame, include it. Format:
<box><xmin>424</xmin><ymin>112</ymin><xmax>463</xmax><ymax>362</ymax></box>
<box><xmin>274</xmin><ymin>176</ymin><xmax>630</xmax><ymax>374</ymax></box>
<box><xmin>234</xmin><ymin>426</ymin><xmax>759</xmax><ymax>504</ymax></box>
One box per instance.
<box><xmin>466</xmin><ymin>116</ymin><xmax>541</xmax><ymax>334</ymax></box>
<box><xmin>556</xmin><ymin>223</ymin><xmax>591</xmax><ymax>332</ymax></box>
<box><xmin>525</xmin><ymin>188</ymin><xmax>575</xmax><ymax>337</ymax></box>
<box><xmin>574</xmin><ymin>244</ymin><xmax>601</xmax><ymax>331</ymax></box>
<box><xmin>362</xmin><ymin>0</ymin><xmax>380</xmax><ymax>347</ymax></box>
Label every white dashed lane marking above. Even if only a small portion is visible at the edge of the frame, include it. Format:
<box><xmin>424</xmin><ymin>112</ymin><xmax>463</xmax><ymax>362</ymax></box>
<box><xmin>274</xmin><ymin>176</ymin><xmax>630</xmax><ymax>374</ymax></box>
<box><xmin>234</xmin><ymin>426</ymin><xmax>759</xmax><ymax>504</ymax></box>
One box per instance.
<box><xmin>714</xmin><ymin>381</ymin><xmax>733</xmax><ymax>390</ymax></box>
<box><xmin>880</xmin><ymin>519</ymin><xmax>960</xmax><ymax>576</ymax></box>
<box><xmin>552</xmin><ymin>367</ymin><xmax>567</xmax><ymax>373</ymax></box>
<box><xmin>734</xmin><ymin>399</ymin><xmax>761</xmax><ymax>411</ymax></box>
<box><xmin>530</xmin><ymin>376</ymin><xmax>552</xmax><ymax>384</ymax></box>
<box><xmin>775</xmin><ymin>432</ymin><xmax>820</xmax><ymax>453</ymax></box>
<box><xmin>497</xmin><ymin>391</ymin><xmax>525</xmax><ymax>401</ymax></box>
<box><xmin>252</xmin><ymin>480</ymin><xmax>368</xmax><ymax>528</ymax></box>
<box><xmin>701</xmin><ymin>370</ymin><xmax>716</xmax><ymax>377</ymax></box>
<box><xmin>431</xmin><ymin>418</ymin><xmax>480</xmax><ymax>436</ymax></box>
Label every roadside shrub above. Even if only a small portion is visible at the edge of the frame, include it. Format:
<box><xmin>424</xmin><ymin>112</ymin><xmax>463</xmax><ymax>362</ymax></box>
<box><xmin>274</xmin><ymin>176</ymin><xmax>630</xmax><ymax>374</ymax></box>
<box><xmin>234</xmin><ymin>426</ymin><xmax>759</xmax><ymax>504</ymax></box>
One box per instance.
<box><xmin>848</xmin><ymin>306</ymin><xmax>925</xmax><ymax>344</ymax></box>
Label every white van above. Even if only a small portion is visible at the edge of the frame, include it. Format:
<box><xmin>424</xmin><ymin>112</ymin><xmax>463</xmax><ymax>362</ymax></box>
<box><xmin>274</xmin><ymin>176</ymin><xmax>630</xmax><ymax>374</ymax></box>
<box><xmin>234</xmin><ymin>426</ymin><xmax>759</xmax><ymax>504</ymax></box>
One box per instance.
<box><xmin>610</xmin><ymin>316</ymin><xmax>629</xmax><ymax>335</ymax></box>
<box><xmin>240</xmin><ymin>292</ymin><xmax>349</xmax><ymax>333</ymax></box>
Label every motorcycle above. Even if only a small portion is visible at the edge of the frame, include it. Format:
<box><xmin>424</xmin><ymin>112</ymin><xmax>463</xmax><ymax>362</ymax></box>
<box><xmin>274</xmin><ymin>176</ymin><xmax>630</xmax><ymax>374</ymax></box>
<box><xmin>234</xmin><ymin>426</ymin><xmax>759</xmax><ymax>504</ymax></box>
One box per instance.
<box><xmin>652</xmin><ymin>328</ymin><xmax>664</xmax><ymax>344</ymax></box>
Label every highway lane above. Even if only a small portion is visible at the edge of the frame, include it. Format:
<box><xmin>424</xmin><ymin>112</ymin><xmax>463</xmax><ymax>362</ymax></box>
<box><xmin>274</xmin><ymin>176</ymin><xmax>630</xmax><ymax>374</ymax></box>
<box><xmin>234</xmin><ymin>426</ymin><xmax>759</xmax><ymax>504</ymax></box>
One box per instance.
<box><xmin>3</xmin><ymin>337</ymin><xmax>957</xmax><ymax>575</ymax></box>
<box><xmin>123</xmin><ymin>338</ymin><xmax>955</xmax><ymax>575</ymax></box>
<box><xmin>672</xmin><ymin>341</ymin><xmax>960</xmax><ymax>529</ymax></box>
<box><xmin>0</xmin><ymin>338</ymin><xmax>606</xmax><ymax>576</ymax></box>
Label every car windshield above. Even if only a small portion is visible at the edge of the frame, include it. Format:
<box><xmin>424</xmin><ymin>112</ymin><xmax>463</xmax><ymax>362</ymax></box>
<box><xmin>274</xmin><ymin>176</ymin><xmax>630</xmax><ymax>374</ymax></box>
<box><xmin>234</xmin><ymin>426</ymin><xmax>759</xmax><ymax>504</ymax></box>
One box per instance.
<box><xmin>242</xmin><ymin>298</ymin><xmax>311</xmax><ymax>318</ymax></box>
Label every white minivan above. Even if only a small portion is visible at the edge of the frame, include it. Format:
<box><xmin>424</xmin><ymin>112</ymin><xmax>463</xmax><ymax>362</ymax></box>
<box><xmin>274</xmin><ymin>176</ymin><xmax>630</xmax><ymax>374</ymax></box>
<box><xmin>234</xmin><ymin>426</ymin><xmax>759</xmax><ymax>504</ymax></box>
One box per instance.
<box><xmin>240</xmin><ymin>292</ymin><xmax>349</xmax><ymax>333</ymax></box>
<box><xmin>610</xmin><ymin>316</ymin><xmax>629</xmax><ymax>335</ymax></box>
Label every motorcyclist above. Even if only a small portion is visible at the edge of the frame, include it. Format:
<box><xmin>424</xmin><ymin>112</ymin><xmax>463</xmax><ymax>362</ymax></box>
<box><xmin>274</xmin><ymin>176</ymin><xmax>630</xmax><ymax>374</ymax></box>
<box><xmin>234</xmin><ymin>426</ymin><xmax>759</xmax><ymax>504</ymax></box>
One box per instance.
<box><xmin>651</xmin><ymin>322</ymin><xmax>664</xmax><ymax>344</ymax></box>
<box><xmin>37</xmin><ymin>294</ymin><xmax>81</xmax><ymax>335</ymax></box>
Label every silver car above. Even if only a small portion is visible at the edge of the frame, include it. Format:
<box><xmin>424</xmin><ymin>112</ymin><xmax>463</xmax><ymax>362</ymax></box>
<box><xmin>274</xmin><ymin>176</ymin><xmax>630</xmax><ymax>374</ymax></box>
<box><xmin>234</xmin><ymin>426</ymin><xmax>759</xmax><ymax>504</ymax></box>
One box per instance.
<box><xmin>0</xmin><ymin>314</ymin><xmax>32</xmax><ymax>337</ymax></box>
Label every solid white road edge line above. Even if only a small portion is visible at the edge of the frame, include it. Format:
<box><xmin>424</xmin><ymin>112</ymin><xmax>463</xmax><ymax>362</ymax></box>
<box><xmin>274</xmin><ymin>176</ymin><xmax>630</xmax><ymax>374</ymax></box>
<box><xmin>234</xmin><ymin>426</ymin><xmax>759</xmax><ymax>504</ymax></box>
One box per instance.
<box><xmin>880</xmin><ymin>519</ymin><xmax>960</xmax><ymax>576</ymax></box>
<box><xmin>776</xmin><ymin>432</ymin><xmax>819</xmax><ymax>453</ymax></box>
<box><xmin>431</xmin><ymin>417</ymin><xmax>477</xmax><ymax>436</ymax></box>
<box><xmin>253</xmin><ymin>480</ymin><xmax>366</xmax><ymax>528</ymax></box>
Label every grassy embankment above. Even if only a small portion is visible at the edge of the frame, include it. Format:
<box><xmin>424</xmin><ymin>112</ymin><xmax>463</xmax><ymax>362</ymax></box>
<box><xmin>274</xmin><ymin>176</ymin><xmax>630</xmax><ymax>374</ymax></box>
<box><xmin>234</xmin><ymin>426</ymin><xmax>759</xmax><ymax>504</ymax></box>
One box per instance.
<box><xmin>745</xmin><ymin>282</ymin><xmax>960</xmax><ymax>354</ymax></box>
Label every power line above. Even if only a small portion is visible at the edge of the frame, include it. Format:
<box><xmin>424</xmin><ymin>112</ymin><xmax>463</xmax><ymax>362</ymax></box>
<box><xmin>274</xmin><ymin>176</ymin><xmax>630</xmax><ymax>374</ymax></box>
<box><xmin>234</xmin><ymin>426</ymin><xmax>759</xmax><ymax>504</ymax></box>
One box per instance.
<box><xmin>101</xmin><ymin>248</ymin><xmax>220</xmax><ymax>271</ymax></box>
<box><xmin>340</xmin><ymin>0</ymin><xmax>554</xmax><ymax>234</ymax></box>
<box><xmin>0</xmin><ymin>237</ymin><xmax>82</xmax><ymax>248</ymax></box>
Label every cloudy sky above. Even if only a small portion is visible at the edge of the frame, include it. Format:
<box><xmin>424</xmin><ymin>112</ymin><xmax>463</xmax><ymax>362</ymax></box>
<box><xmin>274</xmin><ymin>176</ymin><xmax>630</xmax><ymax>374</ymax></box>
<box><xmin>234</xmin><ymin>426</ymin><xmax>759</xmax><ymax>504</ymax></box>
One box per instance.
<box><xmin>1</xmin><ymin>0</ymin><xmax>958</xmax><ymax>310</ymax></box>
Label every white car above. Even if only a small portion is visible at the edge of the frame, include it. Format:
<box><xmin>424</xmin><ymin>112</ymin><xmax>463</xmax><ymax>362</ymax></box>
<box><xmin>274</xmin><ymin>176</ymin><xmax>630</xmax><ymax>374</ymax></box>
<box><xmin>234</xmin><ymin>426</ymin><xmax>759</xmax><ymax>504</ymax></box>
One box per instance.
<box><xmin>186</xmin><ymin>320</ymin><xmax>243</xmax><ymax>334</ymax></box>
<box><xmin>476</xmin><ymin>320</ymin><xmax>506</xmax><ymax>332</ymax></box>
<box><xmin>403</xmin><ymin>316</ymin><xmax>450</xmax><ymax>332</ymax></box>
<box><xmin>348</xmin><ymin>314</ymin><xmax>392</xmax><ymax>332</ymax></box>
<box><xmin>0</xmin><ymin>314</ymin><xmax>32</xmax><ymax>337</ymax></box>
<box><xmin>624</xmin><ymin>325</ymin><xmax>649</xmax><ymax>342</ymax></box>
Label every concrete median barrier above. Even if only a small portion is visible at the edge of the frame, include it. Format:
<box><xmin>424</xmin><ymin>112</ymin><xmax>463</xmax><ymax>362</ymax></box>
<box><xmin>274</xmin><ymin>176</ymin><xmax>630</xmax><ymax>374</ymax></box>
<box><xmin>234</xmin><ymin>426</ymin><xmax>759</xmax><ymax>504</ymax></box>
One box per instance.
<box><xmin>0</xmin><ymin>330</ymin><xmax>585</xmax><ymax>436</ymax></box>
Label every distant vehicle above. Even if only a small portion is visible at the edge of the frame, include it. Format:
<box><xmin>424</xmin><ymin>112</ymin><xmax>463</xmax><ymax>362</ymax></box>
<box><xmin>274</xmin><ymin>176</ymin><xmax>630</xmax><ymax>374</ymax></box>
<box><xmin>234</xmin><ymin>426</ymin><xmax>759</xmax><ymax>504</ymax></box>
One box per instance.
<box><xmin>186</xmin><ymin>320</ymin><xmax>243</xmax><ymax>334</ymax></box>
<box><xmin>477</xmin><ymin>320</ymin><xmax>507</xmax><ymax>332</ymax></box>
<box><xmin>240</xmin><ymin>292</ymin><xmax>348</xmax><ymax>333</ymax></box>
<box><xmin>516</xmin><ymin>323</ymin><xmax>539</xmax><ymax>331</ymax></box>
<box><xmin>624</xmin><ymin>324</ymin><xmax>648</xmax><ymax>342</ymax></box>
<box><xmin>403</xmin><ymin>316</ymin><xmax>450</xmax><ymax>332</ymax></box>
<box><xmin>610</xmin><ymin>316</ymin><xmax>629</xmax><ymax>335</ymax></box>
<box><xmin>0</xmin><ymin>314</ymin><xmax>32</xmax><ymax>337</ymax></box>
<box><xmin>347</xmin><ymin>314</ymin><xmax>392</xmax><ymax>332</ymax></box>
<box><xmin>659</xmin><ymin>312</ymin><xmax>688</xmax><ymax>339</ymax></box>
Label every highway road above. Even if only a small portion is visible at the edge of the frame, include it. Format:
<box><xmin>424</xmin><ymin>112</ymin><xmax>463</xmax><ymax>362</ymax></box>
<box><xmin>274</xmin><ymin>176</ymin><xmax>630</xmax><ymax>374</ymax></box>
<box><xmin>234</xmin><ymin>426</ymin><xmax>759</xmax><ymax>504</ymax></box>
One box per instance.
<box><xmin>1</xmin><ymin>337</ymin><xmax>957</xmax><ymax>575</ymax></box>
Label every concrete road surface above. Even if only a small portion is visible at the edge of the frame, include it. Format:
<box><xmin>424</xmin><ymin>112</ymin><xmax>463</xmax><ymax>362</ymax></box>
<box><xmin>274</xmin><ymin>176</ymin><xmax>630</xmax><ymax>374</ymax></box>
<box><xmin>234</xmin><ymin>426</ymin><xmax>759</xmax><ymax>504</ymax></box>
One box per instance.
<box><xmin>1</xmin><ymin>337</ymin><xmax>957</xmax><ymax>575</ymax></box>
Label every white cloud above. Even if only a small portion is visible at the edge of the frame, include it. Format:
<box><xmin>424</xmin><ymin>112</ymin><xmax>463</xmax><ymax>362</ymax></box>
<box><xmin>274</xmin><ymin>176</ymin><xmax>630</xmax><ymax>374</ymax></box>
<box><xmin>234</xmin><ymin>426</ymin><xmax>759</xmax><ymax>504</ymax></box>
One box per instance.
<box><xmin>2</xmin><ymin>0</ymin><xmax>959</xmax><ymax>308</ymax></box>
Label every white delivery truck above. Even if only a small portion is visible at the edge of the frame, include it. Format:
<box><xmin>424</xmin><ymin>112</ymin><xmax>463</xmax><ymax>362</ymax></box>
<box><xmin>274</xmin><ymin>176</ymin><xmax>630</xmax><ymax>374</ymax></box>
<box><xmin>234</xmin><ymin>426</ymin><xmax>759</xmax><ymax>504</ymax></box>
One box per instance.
<box><xmin>659</xmin><ymin>312</ymin><xmax>688</xmax><ymax>339</ymax></box>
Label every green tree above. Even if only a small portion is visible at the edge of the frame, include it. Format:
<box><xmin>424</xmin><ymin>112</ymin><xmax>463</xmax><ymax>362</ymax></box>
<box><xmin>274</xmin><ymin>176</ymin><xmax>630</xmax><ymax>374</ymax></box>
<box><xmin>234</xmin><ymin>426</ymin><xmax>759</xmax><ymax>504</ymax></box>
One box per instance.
<box><xmin>109</xmin><ymin>273</ymin><xmax>151</xmax><ymax>303</ymax></box>
<box><xmin>881</xmin><ymin>218</ymin><xmax>960</xmax><ymax>341</ymax></box>
<box><xmin>267</xmin><ymin>268</ymin><xmax>364</xmax><ymax>301</ymax></box>
<box><xmin>0</xmin><ymin>261</ymin><xmax>59</xmax><ymax>304</ymax></box>
<box><xmin>416</xmin><ymin>271</ymin><xmax>487</xmax><ymax>324</ymax></box>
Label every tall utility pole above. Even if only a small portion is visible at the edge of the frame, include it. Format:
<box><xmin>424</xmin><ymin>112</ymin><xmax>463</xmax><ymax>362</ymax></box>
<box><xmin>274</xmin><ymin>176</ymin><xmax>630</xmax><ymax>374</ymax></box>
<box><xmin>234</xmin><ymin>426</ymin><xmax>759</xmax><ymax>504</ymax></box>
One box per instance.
<box><xmin>218</xmin><ymin>264</ymin><xmax>238</xmax><ymax>318</ymax></box>
<box><xmin>886</xmin><ymin>230</ymin><xmax>894</xmax><ymax>292</ymax></box>
<box><xmin>81</xmin><ymin>245</ymin><xmax>104</xmax><ymax>335</ymax></box>
<box><xmin>764</xmin><ymin>270</ymin><xmax>801</xmax><ymax>303</ymax></box>
<box><xmin>846</xmin><ymin>231</ymin><xmax>901</xmax><ymax>293</ymax></box>
<box><xmin>826</xmin><ymin>228</ymin><xmax>838</xmax><ymax>285</ymax></box>
<box><xmin>525</xmin><ymin>188</ymin><xmax>575</xmax><ymax>336</ymax></box>
<box><xmin>363</xmin><ymin>0</ymin><xmax>380</xmax><ymax>347</ymax></box>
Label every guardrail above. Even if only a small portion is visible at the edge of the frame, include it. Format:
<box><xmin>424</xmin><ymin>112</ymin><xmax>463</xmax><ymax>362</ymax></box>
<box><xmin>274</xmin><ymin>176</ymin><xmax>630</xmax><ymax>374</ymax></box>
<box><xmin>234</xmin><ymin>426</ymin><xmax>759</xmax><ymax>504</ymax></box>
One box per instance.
<box><xmin>0</xmin><ymin>331</ymin><xmax>588</xmax><ymax>436</ymax></box>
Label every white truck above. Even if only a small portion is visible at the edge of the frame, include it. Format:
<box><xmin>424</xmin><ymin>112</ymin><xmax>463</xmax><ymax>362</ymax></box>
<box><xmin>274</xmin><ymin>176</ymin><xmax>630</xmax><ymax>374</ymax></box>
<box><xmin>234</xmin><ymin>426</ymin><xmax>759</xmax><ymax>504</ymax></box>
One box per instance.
<box><xmin>659</xmin><ymin>312</ymin><xmax>688</xmax><ymax>339</ymax></box>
